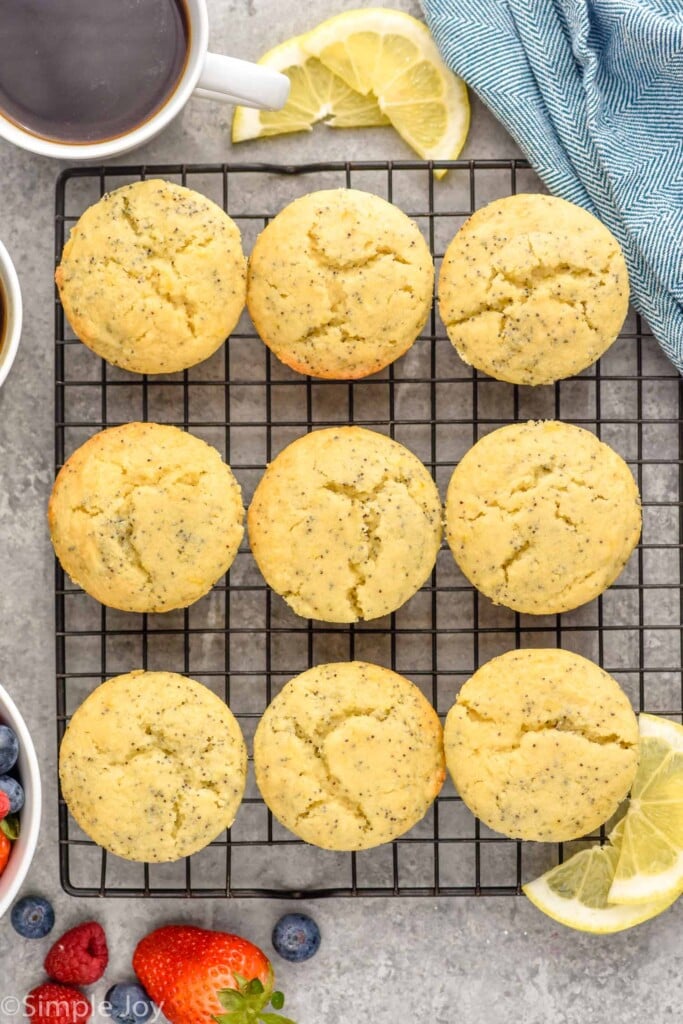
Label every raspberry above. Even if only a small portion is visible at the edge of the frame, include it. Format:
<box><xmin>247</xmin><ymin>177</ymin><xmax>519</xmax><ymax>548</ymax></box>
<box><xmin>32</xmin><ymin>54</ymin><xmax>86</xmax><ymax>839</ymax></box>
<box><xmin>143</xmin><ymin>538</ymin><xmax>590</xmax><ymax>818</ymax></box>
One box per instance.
<box><xmin>0</xmin><ymin>789</ymin><xmax>11</xmax><ymax>819</ymax></box>
<box><xmin>45</xmin><ymin>922</ymin><xmax>108</xmax><ymax>985</ymax></box>
<box><xmin>26</xmin><ymin>983</ymin><xmax>91</xmax><ymax>1024</ymax></box>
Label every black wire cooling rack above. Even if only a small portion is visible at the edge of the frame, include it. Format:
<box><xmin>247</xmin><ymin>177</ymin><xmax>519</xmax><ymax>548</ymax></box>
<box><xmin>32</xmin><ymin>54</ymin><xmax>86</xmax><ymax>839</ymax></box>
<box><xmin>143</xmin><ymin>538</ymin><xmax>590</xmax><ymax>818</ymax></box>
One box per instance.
<box><xmin>54</xmin><ymin>160</ymin><xmax>683</xmax><ymax>898</ymax></box>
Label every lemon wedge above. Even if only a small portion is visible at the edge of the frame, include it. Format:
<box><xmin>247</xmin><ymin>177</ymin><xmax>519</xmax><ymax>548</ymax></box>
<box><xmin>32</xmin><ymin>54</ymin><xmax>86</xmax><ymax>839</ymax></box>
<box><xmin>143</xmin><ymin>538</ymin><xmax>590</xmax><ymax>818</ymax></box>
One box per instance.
<box><xmin>607</xmin><ymin>714</ymin><xmax>683</xmax><ymax>906</ymax></box>
<box><xmin>232</xmin><ymin>35</ymin><xmax>389</xmax><ymax>143</ymax></box>
<box><xmin>523</xmin><ymin>820</ymin><xmax>678</xmax><ymax>933</ymax></box>
<box><xmin>303</xmin><ymin>8</ymin><xmax>469</xmax><ymax>173</ymax></box>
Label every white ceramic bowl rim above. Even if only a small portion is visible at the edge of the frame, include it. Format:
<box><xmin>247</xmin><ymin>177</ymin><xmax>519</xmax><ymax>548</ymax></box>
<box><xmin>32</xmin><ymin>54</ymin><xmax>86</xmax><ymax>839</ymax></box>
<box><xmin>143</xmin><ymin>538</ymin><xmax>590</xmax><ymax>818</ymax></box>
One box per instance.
<box><xmin>0</xmin><ymin>239</ymin><xmax>23</xmax><ymax>391</ymax></box>
<box><xmin>0</xmin><ymin>0</ymin><xmax>209</xmax><ymax>161</ymax></box>
<box><xmin>0</xmin><ymin>682</ymin><xmax>42</xmax><ymax>919</ymax></box>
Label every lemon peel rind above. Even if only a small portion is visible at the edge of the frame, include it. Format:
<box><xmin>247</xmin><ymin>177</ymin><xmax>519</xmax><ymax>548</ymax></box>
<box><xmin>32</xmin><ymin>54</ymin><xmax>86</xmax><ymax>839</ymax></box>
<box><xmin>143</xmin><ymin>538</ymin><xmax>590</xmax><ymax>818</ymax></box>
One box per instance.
<box><xmin>523</xmin><ymin>874</ymin><xmax>677</xmax><ymax>934</ymax></box>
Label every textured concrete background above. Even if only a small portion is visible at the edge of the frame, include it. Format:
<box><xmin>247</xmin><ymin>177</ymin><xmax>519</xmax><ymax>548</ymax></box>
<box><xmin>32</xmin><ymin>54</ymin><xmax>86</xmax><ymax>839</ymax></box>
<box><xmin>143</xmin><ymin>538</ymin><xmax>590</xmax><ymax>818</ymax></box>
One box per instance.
<box><xmin>0</xmin><ymin>1</ymin><xmax>681</xmax><ymax>1021</ymax></box>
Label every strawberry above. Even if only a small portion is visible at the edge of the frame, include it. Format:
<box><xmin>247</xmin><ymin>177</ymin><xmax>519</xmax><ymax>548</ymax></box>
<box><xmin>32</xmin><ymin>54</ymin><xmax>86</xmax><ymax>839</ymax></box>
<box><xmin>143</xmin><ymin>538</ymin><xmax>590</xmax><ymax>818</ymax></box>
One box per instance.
<box><xmin>0</xmin><ymin>831</ymin><xmax>10</xmax><ymax>874</ymax></box>
<box><xmin>45</xmin><ymin>921</ymin><xmax>109</xmax><ymax>985</ymax></box>
<box><xmin>26</xmin><ymin>982</ymin><xmax>91</xmax><ymax>1024</ymax></box>
<box><xmin>133</xmin><ymin>925</ymin><xmax>295</xmax><ymax>1024</ymax></box>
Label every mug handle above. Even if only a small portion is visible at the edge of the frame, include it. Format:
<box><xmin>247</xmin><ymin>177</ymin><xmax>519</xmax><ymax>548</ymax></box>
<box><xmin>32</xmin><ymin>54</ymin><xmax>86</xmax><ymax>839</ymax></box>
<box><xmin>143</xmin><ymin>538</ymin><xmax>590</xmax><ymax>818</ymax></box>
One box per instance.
<box><xmin>195</xmin><ymin>51</ymin><xmax>290</xmax><ymax>110</ymax></box>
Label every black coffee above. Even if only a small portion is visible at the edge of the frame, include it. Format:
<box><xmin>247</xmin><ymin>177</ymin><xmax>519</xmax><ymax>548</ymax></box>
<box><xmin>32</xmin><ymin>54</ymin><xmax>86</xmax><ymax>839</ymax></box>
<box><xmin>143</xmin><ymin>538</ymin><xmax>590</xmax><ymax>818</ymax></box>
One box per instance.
<box><xmin>0</xmin><ymin>0</ymin><xmax>189</xmax><ymax>144</ymax></box>
<box><xmin>0</xmin><ymin>280</ymin><xmax>4</xmax><ymax>354</ymax></box>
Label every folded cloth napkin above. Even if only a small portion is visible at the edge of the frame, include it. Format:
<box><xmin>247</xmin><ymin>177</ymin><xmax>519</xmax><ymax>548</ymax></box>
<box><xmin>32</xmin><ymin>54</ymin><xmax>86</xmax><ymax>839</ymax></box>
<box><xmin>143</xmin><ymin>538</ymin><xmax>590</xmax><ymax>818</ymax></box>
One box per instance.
<box><xmin>420</xmin><ymin>0</ymin><xmax>683</xmax><ymax>372</ymax></box>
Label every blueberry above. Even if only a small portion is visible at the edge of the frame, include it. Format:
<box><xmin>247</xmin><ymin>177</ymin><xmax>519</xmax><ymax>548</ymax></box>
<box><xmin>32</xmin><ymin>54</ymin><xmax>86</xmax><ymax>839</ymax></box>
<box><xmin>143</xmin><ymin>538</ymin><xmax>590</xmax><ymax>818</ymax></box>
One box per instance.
<box><xmin>0</xmin><ymin>726</ymin><xmax>18</xmax><ymax>774</ymax></box>
<box><xmin>11</xmin><ymin>896</ymin><xmax>55</xmax><ymax>939</ymax></box>
<box><xmin>0</xmin><ymin>776</ymin><xmax>23</xmax><ymax>813</ymax></box>
<box><xmin>105</xmin><ymin>983</ymin><xmax>154</xmax><ymax>1024</ymax></box>
<box><xmin>272</xmin><ymin>913</ymin><xmax>321</xmax><ymax>962</ymax></box>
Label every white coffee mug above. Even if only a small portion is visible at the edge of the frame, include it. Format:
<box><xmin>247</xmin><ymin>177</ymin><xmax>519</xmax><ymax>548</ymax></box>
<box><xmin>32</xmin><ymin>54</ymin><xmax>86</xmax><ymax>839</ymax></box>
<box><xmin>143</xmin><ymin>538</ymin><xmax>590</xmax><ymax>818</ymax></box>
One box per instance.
<box><xmin>0</xmin><ymin>240</ymin><xmax>23</xmax><ymax>390</ymax></box>
<box><xmin>0</xmin><ymin>0</ymin><xmax>289</xmax><ymax>161</ymax></box>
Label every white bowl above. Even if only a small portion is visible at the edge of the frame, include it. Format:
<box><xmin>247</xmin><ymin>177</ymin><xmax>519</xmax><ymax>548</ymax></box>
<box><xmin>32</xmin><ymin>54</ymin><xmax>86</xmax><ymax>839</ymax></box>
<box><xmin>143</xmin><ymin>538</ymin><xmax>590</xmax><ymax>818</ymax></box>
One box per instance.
<box><xmin>0</xmin><ymin>683</ymin><xmax>42</xmax><ymax>919</ymax></box>
<box><xmin>0</xmin><ymin>239</ymin><xmax>23</xmax><ymax>389</ymax></box>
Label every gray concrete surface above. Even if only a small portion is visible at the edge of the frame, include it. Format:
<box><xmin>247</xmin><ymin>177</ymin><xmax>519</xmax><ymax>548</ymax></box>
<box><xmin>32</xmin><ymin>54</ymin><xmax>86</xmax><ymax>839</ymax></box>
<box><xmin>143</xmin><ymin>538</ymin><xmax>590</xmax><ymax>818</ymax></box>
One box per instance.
<box><xmin>0</xmin><ymin>1</ymin><xmax>681</xmax><ymax>1021</ymax></box>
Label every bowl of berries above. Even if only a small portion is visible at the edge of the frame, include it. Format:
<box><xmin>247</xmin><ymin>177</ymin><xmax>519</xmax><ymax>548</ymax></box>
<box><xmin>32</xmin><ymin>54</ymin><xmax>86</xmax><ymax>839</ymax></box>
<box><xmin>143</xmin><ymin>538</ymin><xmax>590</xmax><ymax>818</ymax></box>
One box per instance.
<box><xmin>0</xmin><ymin>682</ymin><xmax>41</xmax><ymax>918</ymax></box>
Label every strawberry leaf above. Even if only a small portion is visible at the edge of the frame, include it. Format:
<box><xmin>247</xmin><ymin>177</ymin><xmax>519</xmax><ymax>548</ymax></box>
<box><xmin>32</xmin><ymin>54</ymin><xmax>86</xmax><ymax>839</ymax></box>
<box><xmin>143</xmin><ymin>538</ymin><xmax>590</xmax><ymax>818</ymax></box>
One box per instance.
<box><xmin>218</xmin><ymin>990</ymin><xmax>246</xmax><ymax>1012</ymax></box>
<box><xmin>216</xmin><ymin>976</ymin><xmax>281</xmax><ymax>1022</ymax></box>
<box><xmin>0</xmin><ymin>815</ymin><xmax>19</xmax><ymax>840</ymax></box>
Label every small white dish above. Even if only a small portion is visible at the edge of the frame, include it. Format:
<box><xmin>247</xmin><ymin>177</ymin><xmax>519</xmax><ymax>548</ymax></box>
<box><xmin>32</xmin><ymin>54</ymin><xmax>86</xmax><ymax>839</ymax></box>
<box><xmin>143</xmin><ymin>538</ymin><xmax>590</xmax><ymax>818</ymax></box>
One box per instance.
<box><xmin>0</xmin><ymin>683</ymin><xmax>42</xmax><ymax>920</ymax></box>
<box><xmin>0</xmin><ymin>240</ymin><xmax>22</xmax><ymax>390</ymax></box>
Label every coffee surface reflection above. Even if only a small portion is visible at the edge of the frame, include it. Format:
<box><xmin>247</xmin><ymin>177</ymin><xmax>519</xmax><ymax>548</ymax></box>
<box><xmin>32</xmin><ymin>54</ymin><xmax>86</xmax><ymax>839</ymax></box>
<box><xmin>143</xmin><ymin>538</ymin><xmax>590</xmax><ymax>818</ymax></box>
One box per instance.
<box><xmin>0</xmin><ymin>0</ymin><xmax>189</xmax><ymax>143</ymax></box>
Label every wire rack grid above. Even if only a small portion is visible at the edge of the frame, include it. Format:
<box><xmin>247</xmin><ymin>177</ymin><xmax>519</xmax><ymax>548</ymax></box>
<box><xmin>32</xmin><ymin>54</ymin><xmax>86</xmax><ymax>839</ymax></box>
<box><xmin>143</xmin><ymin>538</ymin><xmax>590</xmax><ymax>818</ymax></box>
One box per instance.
<box><xmin>54</xmin><ymin>159</ymin><xmax>683</xmax><ymax>899</ymax></box>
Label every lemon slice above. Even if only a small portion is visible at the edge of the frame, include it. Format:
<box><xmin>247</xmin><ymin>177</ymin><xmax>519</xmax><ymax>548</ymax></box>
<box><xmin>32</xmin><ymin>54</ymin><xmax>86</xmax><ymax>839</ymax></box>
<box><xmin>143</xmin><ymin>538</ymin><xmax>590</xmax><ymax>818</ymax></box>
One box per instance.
<box><xmin>523</xmin><ymin>820</ymin><xmax>678</xmax><ymax>933</ymax></box>
<box><xmin>232</xmin><ymin>36</ymin><xmax>389</xmax><ymax>143</ymax></box>
<box><xmin>303</xmin><ymin>8</ymin><xmax>469</xmax><ymax>173</ymax></box>
<box><xmin>607</xmin><ymin>714</ymin><xmax>683</xmax><ymax>905</ymax></box>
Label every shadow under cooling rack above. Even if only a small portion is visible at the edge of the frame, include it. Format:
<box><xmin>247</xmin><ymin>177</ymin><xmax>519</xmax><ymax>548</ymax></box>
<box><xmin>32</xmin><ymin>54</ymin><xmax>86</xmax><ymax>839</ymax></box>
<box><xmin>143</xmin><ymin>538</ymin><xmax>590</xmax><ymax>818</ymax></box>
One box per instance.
<box><xmin>54</xmin><ymin>160</ymin><xmax>683</xmax><ymax>898</ymax></box>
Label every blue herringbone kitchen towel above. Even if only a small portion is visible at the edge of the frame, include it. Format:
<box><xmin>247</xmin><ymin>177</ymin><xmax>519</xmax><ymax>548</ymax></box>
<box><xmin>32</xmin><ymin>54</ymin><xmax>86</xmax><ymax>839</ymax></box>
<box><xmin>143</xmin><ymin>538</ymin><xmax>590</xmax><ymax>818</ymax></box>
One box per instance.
<box><xmin>420</xmin><ymin>0</ymin><xmax>683</xmax><ymax>372</ymax></box>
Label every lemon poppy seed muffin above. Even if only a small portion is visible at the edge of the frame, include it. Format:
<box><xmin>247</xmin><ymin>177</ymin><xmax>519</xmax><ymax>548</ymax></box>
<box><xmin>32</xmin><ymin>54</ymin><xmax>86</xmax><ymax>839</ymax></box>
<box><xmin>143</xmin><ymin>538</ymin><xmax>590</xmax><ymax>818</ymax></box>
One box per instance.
<box><xmin>438</xmin><ymin>193</ymin><xmax>629</xmax><ymax>385</ymax></box>
<box><xmin>254</xmin><ymin>661</ymin><xmax>445</xmax><ymax>850</ymax></box>
<box><xmin>59</xmin><ymin>671</ymin><xmax>247</xmax><ymax>862</ymax></box>
<box><xmin>444</xmin><ymin>649</ymin><xmax>639</xmax><ymax>842</ymax></box>
<box><xmin>445</xmin><ymin>421</ymin><xmax>641</xmax><ymax>614</ymax></box>
<box><xmin>56</xmin><ymin>179</ymin><xmax>247</xmax><ymax>374</ymax></box>
<box><xmin>248</xmin><ymin>426</ymin><xmax>442</xmax><ymax>622</ymax></box>
<box><xmin>48</xmin><ymin>422</ymin><xmax>244</xmax><ymax>613</ymax></box>
<box><xmin>247</xmin><ymin>188</ymin><xmax>434</xmax><ymax>378</ymax></box>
